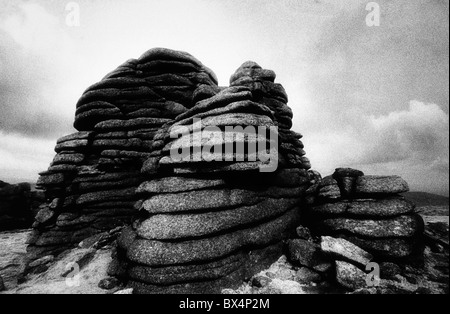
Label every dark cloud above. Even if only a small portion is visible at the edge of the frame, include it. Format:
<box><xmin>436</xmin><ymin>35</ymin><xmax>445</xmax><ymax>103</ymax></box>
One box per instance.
<box><xmin>302</xmin><ymin>0</ymin><xmax>449</xmax><ymax>133</ymax></box>
<box><xmin>305</xmin><ymin>101</ymin><xmax>449</xmax><ymax>196</ymax></box>
<box><xmin>297</xmin><ymin>0</ymin><xmax>449</xmax><ymax>195</ymax></box>
<box><xmin>0</xmin><ymin>32</ymin><xmax>75</xmax><ymax>138</ymax></box>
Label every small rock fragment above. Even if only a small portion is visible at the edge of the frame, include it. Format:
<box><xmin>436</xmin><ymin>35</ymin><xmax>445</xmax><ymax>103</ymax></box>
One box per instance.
<box><xmin>251</xmin><ymin>276</ymin><xmax>272</xmax><ymax>288</ymax></box>
<box><xmin>335</xmin><ymin>261</ymin><xmax>367</xmax><ymax>290</ymax></box>
<box><xmin>98</xmin><ymin>277</ymin><xmax>121</xmax><ymax>290</ymax></box>
<box><xmin>321</xmin><ymin>236</ymin><xmax>373</xmax><ymax>268</ymax></box>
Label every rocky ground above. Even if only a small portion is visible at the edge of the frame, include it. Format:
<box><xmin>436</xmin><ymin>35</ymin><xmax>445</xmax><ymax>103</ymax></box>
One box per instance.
<box><xmin>224</xmin><ymin>214</ymin><xmax>449</xmax><ymax>295</ymax></box>
<box><xmin>0</xmin><ymin>229</ymin><xmax>126</xmax><ymax>294</ymax></box>
<box><xmin>0</xmin><ymin>229</ymin><xmax>28</xmax><ymax>290</ymax></box>
<box><xmin>0</xmin><ymin>203</ymin><xmax>448</xmax><ymax>294</ymax></box>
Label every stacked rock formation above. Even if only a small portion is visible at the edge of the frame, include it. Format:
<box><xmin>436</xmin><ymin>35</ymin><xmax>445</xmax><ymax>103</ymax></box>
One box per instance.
<box><xmin>27</xmin><ymin>48</ymin><xmax>220</xmax><ymax>261</ymax></box>
<box><xmin>26</xmin><ymin>48</ymin><xmax>314</xmax><ymax>292</ymax></box>
<box><xmin>308</xmin><ymin>168</ymin><xmax>425</xmax><ymax>260</ymax></box>
<box><xmin>0</xmin><ymin>181</ymin><xmax>34</xmax><ymax>231</ymax></box>
<box><xmin>113</xmin><ymin>61</ymin><xmax>314</xmax><ymax>294</ymax></box>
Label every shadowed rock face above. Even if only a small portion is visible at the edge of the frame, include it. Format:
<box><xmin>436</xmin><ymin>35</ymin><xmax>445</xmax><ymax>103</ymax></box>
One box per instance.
<box><xmin>28</xmin><ymin>48</ymin><xmax>314</xmax><ymax>293</ymax></box>
<box><xmin>0</xmin><ymin>181</ymin><xmax>38</xmax><ymax>231</ymax></box>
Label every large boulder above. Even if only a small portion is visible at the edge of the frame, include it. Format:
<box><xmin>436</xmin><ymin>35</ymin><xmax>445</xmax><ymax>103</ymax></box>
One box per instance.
<box><xmin>308</xmin><ymin>169</ymin><xmax>425</xmax><ymax>260</ymax></box>
<box><xmin>27</xmin><ymin>49</ymin><xmax>314</xmax><ymax>294</ymax></box>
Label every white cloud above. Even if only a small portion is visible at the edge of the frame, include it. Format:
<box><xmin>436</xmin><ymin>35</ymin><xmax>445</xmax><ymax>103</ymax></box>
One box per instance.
<box><xmin>365</xmin><ymin>101</ymin><xmax>449</xmax><ymax>164</ymax></box>
<box><xmin>305</xmin><ymin>101</ymin><xmax>449</xmax><ymax>195</ymax></box>
<box><xmin>0</xmin><ymin>130</ymin><xmax>55</xmax><ymax>184</ymax></box>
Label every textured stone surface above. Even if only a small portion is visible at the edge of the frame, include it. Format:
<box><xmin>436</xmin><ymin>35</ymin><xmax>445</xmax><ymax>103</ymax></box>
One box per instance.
<box><xmin>35</xmin><ymin>208</ymin><xmax>54</xmax><ymax>224</ymax></box>
<box><xmin>172</xmin><ymin>160</ymin><xmax>274</xmax><ymax>174</ymax></box>
<box><xmin>311</xmin><ymin>202</ymin><xmax>348</xmax><ymax>215</ymax></box>
<box><xmin>341</xmin><ymin>235</ymin><xmax>420</xmax><ymax>259</ymax></box>
<box><xmin>296</xmin><ymin>226</ymin><xmax>313</xmax><ymax>241</ymax></box>
<box><xmin>98</xmin><ymin>277</ymin><xmax>121</xmax><ymax>290</ymax></box>
<box><xmin>142</xmin><ymin>189</ymin><xmax>262</xmax><ymax>213</ymax></box>
<box><xmin>317</xmin><ymin>214</ymin><xmax>424</xmax><ymax>238</ymax></box>
<box><xmin>128</xmin><ymin>252</ymin><xmax>245</xmax><ymax>285</ymax></box>
<box><xmin>129</xmin><ymin>242</ymin><xmax>283</xmax><ymax>294</ymax></box>
<box><xmin>310</xmin><ymin>169</ymin><xmax>425</xmax><ymax>261</ymax></box>
<box><xmin>142</xmin><ymin>186</ymin><xmax>301</xmax><ymax>214</ymax></box>
<box><xmin>295</xmin><ymin>267</ymin><xmax>322</xmax><ymax>284</ymax></box>
<box><xmin>27</xmin><ymin>49</ymin><xmax>313</xmax><ymax>294</ymax></box>
<box><xmin>129</xmin><ymin>272</ymin><xmax>244</xmax><ymax>294</ymax></box>
<box><xmin>174</xmin><ymin>88</ymin><xmax>252</xmax><ymax>122</ymax></box>
<box><xmin>163</xmin><ymin>129</ymin><xmax>273</xmax><ymax>153</ymax></box>
<box><xmin>136</xmin><ymin>198</ymin><xmax>298</xmax><ymax>239</ymax></box>
<box><xmin>335</xmin><ymin>261</ymin><xmax>367</xmax><ymax>290</ymax></box>
<box><xmin>312</xmin><ymin>198</ymin><xmax>415</xmax><ymax>217</ymax></box>
<box><xmin>252</xmin><ymin>276</ymin><xmax>272</xmax><ymax>288</ymax></box>
<box><xmin>321</xmin><ymin>236</ymin><xmax>373</xmax><ymax>268</ymax></box>
<box><xmin>287</xmin><ymin>239</ymin><xmax>323</xmax><ymax>268</ymax></box>
<box><xmin>347</xmin><ymin>198</ymin><xmax>415</xmax><ymax>217</ymax></box>
<box><xmin>173</xmin><ymin>100</ymin><xmax>273</xmax><ymax>127</ymax></box>
<box><xmin>356</xmin><ymin>176</ymin><xmax>409</xmax><ymax>195</ymax></box>
<box><xmin>0</xmin><ymin>230</ymin><xmax>29</xmax><ymax>290</ymax></box>
<box><xmin>137</xmin><ymin>177</ymin><xmax>225</xmax><ymax>194</ymax></box>
<box><xmin>94</xmin><ymin>118</ymin><xmax>171</xmax><ymax>131</ymax></box>
<box><xmin>318</xmin><ymin>177</ymin><xmax>341</xmax><ymax>200</ymax></box>
<box><xmin>127</xmin><ymin>208</ymin><xmax>300</xmax><ymax>266</ymax></box>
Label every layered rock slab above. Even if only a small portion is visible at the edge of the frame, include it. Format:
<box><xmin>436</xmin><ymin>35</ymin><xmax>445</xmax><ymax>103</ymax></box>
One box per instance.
<box><xmin>27</xmin><ymin>49</ymin><xmax>314</xmax><ymax>293</ymax></box>
<box><xmin>28</xmin><ymin>48</ymin><xmax>220</xmax><ymax>264</ymax></box>
<box><xmin>308</xmin><ymin>169</ymin><xmax>424</xmax><ymax>260</ymax></box>
<box><xmin>114</xmin><ymin>59</ymin><xmax>314</xmax><ymax>293</ymax></box>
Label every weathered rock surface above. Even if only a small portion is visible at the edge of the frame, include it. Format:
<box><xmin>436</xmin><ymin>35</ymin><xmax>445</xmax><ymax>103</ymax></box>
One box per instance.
<box><xmin>309</xmin><ymin>169</ymin><xmax>425</xmax><ymax>261</ymax></box>
<box><xmin>136</xmin><ymin>177</ymin><xmax>226</xmax><ymax>194</ymax></box>
<box><xmin>27</xmin><ymin>49</ymin><xmax>314</xmax><ymax>294</ymax></box>
<box><xmin>118</xmin><ymin>58</ymin><xmax>312</xmax><ymax>293</ymax></box>
<box><xmin>127</xmin><ymin>208</ymin><xmax>300</xmax><ymax>266</ymax></box>
<box><xmin>136</xmin><ymin>198</ymin><xmax>298</xmax><ymax>240</ymax></box>
<box><xmin>356</xmin><ymin>176</ymin><xmax>409</xmax><ymax>195</ymax></box>
<box><xmin>1</xmin><ymin>212</ymin><xmax>446</xmax><ymax>295</ymax></box>
<box><xmin>287</xmin><ymin>239</ymin><xmax>323</xmax><ymax>269</ymax></box>
<box><xmin>317</xmin><ymin>176</ymin><xmax>341</xmax><ymax>201</ymax></box>
<box><xmin>28</xmin><ymin>48</ymin><xmax>223</xmax><ymax>267</ymax></box>
<box><xmin>0</xmin><ymin>229</ymin><xmax>29</xmax><ymax>290</ymax></box>
<box><xmin>317</xmin><ymin>214</ymin><xmax>424</xmax><ymax>238</ymax></box>
<box><xmin>312</xmin><ymin>198</ymin><xmax>415</xmax><ymax>217</ymax></box>
<box><xmin>335</xmin><ymin>260</ymin><xmax>367</xmax><ymax>290</ymax></box>
<box><xmin>321</xmin><ymin>236</ymin><xmax>373</xmax><ymax>268</ymax></box>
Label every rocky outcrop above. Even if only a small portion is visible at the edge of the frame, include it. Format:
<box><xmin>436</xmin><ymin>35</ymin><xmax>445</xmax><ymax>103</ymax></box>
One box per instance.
<box><xmin>27</xmin><ymin>48</ymin><xmax>314</xmax><ymax>293</ymax></box>
<box><xmin>24</xmin><ymin>47</ymin><xmax>432</xmax><ymax>294</ymax></box>
<box><xmin>28</xmin><ymin>48</ymin><xmax>220</xmax><ymax>263</ymax></box>
<box><xmin>307</xmin><ymin>168</ymin><xmax>425</xmax><ymax>260</ymax></box>
<box><xmin>113</xmin><ymin>60</ymin><xmax>313</xmax><ymax>294</ymax></box>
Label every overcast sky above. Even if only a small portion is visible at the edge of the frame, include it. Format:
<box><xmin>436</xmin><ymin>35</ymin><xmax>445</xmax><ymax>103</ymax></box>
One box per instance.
<box><xmin>0</xmin><ymin>0</ymin><xmax>448</xmax><ymax>196</ymax></box>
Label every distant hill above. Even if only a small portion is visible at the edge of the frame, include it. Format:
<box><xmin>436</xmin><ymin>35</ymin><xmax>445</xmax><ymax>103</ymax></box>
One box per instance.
<box><xmin>402</xmin><ymin>192</ymin><xmax>449</xmax><ymax>207</ymax></box>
